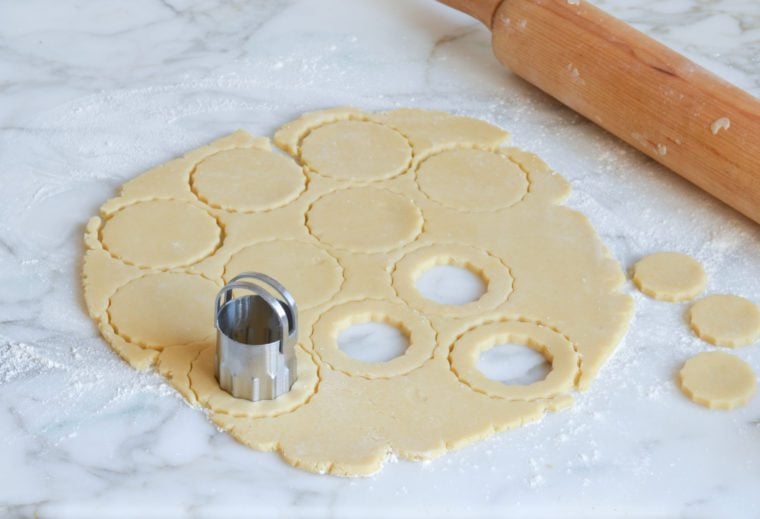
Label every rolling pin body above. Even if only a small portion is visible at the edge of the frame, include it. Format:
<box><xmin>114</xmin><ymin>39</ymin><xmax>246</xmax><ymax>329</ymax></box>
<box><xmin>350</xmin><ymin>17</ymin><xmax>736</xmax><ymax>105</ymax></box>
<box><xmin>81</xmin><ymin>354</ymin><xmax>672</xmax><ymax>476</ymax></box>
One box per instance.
<box><xmin>441</xmin><ymin>0</ymin><xmax>760</xmax><ymax>224</ymax></box>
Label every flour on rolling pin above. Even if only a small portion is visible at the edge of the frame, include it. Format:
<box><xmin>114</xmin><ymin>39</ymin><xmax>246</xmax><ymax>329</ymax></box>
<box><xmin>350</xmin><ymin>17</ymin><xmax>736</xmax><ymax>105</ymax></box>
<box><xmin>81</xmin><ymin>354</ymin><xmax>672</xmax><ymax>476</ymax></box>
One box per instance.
<box><xmin>710</xmin><ymin>117</ymin><xmax>731</xmax><ymax>135</ymax></box>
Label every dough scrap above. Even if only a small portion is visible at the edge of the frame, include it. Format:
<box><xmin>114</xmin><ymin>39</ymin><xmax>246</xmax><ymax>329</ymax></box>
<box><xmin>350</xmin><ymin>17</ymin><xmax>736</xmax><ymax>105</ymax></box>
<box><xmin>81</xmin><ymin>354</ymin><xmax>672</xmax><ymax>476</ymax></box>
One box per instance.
<box><xmin>82</xmin><ymin>107</ymin><xmax>633</xmax><ymax>476</ymax></box>
<box><xmin>632</xmin><ymin>252</ymin><xmax>706</xmax><ymax>301</ymax></box>
<box><xmin>688</xmin><ymin>294</ymin><xmax>760</xmax><ymax>347</ymax></box>
<box><xmin>678</xmin><ymin>351</ymin><xmax>756</xmax><ymax>409</ymax></box>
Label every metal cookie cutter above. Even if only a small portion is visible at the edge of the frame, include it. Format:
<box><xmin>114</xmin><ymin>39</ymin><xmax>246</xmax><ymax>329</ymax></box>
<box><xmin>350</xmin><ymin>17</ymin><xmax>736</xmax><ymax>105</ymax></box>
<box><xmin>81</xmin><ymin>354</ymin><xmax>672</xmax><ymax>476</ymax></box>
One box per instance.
<box><xmin>215</xmin><ymin>272</ymin><xmax>298</xmax><ymax>401</ymax></box>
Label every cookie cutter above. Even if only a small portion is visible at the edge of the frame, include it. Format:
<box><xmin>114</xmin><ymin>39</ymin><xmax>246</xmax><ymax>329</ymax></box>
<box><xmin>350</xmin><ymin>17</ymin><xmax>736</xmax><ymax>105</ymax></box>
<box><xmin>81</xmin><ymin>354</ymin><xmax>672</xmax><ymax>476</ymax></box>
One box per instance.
<box><xmin>215</xmin><ymin>272</ymin><xmax>298</xmax><ymax>401</ymax></box>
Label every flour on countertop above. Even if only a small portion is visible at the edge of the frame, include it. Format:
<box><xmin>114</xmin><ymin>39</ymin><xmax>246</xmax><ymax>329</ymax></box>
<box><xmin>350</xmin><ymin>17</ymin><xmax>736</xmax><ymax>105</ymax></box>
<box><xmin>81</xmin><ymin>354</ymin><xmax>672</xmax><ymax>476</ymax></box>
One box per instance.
<box><xmin>0</xmin><ymin>340</ymin><xmax>66</xmax><ymax>384</ymax></box>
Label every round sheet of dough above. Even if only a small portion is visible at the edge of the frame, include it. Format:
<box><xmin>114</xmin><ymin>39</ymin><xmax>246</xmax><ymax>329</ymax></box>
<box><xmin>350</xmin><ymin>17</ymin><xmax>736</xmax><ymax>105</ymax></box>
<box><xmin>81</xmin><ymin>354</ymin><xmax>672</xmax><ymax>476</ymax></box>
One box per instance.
<box><xmin>224</xmin><ymin>240</ymin><xmax>342</xmax><ymax>310</ymax></box>
<box><xmin>312</xmin><ymin>300</ymin><xmax>436</xmax><ymax>378</ymax></box>
<box><xmin>416</xmin><ymin>148</ymin><xmax>528</xmax><ymax>210</ymax></box>
<box><xmin>192</xmin><ymin>147</ymin><xmax>305</xmax><ymax>212</ymax></box>
<box><xmin>632</xmin><ymin>252</ymin><xmax>706</xmax><ymax>301</ymax></box>
<box><xmin>307</xmin><ymin>186</ymin><xmax>422</xmax><ymax>252</ymax></box>
<box><xmin>300</xmin><ymin>120</ymin><xmax>412</xmax><ymax>181</ymax></box>
<box><xmin>688</xmin><ymin>294</ymin><xmax>760</xmax><ymax>347</ymax></box>
<box><xmin>678</xmin><ymin>351</ymin><xmax>756</xmax><ymax>409</ymax></box>
<box><xmin>101</xmin><ymin>200</ymin><xmax>221</xmax><ymax>269</ymax></box>
<box><xmin>450</xmin><ymin>321</ymin><xmax>579</xmax><ymax>401</ymax></box>
<box><xmin>83</xmin><ymin>108</ymin><xmax>636</xmax><ymax>477</ymax></box>
<box><xmin>108</xmin><ymin>272</ymin><xmax>219</xmax><ymax>348</ymax></box>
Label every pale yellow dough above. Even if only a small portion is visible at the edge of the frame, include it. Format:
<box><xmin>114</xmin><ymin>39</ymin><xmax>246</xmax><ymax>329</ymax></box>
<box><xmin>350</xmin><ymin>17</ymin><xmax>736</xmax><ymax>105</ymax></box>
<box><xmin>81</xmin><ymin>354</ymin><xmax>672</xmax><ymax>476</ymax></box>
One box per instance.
<box><xmin>416</xmin><ymin>148</ymin><xmax>528</xmax><ymax>210</ymax></box>
<box><xmin>191</xmin><ymin>147</ymin><xmax>305</xmax><ymax>212</ymax></box>
<box><xmin>632</xmin><ymin>252</ymin><xmax>706</xmax><ymax>302</ymax></box>
<box><xmin>688</xmin><ymin>294</ymin><xmax>760</xmax><ymax>347</ymax></box>
<box><xmin>82</xmin><ymin>108</ymin><xmax>633</xmax><ymax>476</ymax></box>
<box><xmin>678</xmin><ymin>351</ymin><xmax>756</xmax><ymax>409</ymax></box>
<box><xmin>100</xmin><ymin>199</ymin><xmax>221</xmax><ymax>269</ymax></box>
<box><xmin>300</xmin><ymin>119</ymin><xmax>412</xmax><ymax>181</ymax></box>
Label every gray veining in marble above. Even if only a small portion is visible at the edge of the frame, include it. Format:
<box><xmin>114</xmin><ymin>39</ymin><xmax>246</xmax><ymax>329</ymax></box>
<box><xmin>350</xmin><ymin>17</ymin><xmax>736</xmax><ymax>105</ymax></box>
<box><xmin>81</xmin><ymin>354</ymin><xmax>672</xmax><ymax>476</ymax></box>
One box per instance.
<box><xmin>1</xmin><ymin>0</ymin><xmax>759</xmax><ymax>517</ymax></box>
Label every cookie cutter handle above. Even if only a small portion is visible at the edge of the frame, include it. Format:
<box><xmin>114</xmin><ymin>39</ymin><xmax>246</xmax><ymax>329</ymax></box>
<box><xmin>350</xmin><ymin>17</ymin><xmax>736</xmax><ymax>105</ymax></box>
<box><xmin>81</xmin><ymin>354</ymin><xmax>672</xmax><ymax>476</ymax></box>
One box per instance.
<box><xmin>214</xmin><ymin>280</ymin><xmax>290</xmax><ymax>343</ymax></box>
<box><xmin>228</xmin><ymin>271</ymin><xmax>298</xmax><ymax>340</ymax></box>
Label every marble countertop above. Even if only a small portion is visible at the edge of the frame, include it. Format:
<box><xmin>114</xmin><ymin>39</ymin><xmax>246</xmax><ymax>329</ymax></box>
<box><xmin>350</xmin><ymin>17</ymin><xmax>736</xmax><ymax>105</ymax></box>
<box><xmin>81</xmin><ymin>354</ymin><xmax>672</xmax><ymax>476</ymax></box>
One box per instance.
<box><xmin>1</xmin><ymin>0</ymin><xmax>759</xmax><ymax>517</ymax></box>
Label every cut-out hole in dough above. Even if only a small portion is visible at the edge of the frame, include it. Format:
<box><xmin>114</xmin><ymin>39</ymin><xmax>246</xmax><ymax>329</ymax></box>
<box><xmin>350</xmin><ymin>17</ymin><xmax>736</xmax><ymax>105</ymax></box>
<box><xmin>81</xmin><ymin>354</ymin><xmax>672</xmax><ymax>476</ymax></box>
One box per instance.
<box><xmin>415</xmin><ymin>264</ymin><xmax>486</xmax><ymax>305</ymax></box>
<box><xmin>337</xmin><ymin>322</ymin><xmax>410</xmax><ymax>363</ymax></box>
<box><xmin>312</xmin><ymin>299</ymin><xmax>436</xmax><ymax>378</ymax></box>
<box><xmin>391</xmin><ymin>243</ymin><xmax>511</xmax><ymax>317</ymax></box>
<box><xmin>450</xmin><ymin>321</ymin><xmax>578</xmax><ymax>401</ymax></box>
<box><xmin>477</xmin><ymin>344</ymin><xmax>551</xmax><ymax>385</ymax></box>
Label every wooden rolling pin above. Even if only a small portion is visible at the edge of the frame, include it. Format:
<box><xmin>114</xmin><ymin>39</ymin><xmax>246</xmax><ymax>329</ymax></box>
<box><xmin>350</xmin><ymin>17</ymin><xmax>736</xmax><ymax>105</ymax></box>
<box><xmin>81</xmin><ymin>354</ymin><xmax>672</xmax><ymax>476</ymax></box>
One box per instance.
<box><xmin>440</xmin><ymin>0</ymin><xmax>760</xmax><ymax>224</ymax></box>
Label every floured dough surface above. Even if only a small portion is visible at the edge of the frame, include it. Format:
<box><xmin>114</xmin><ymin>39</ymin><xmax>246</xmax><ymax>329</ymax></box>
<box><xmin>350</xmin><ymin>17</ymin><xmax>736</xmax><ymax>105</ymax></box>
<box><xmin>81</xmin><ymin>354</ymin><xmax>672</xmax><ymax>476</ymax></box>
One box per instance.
<box><xmin>191</xmin><ymin>147</ymin><xmax>305</xmax><ymax>212</ymax></box>
<box><xmin>100</xmin><ymin>200</ymin><xmax>222</xmax><ymax>269</ymax></box>
<box><xmin>632</xmin><ymin>252</ymin><xmax>706</xmax><ymax>302</ymax></box>
<box><xmin>82</xmin><ymin>108</ymin><xmax>633</xmax><ymax>476</ymax></box>
<box><xmin>688</xmin><ymin>294</ymin><xmax>760</xmax><ymax>347</ymax></box>
<box><xmin>678</xmin><ymin>351</ymin><xmax>756</xmax><ymax>409</ymax></box>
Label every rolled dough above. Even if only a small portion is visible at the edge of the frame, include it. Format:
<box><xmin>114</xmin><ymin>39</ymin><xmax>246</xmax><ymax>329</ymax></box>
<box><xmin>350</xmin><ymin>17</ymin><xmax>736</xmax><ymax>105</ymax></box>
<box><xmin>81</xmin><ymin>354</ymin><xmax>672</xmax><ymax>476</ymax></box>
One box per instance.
<box><xmin>82</xmin><ymin>108</ymin><xmax>634</xmax><ymax>476</ymax></box>
<box><xmin>688</xmin><ymin>294</ymin><xmax>760</xmax><ymax>347</ymax></box>
<box><xmin>678</xmin><ymin>351</ymin><xmax>756</xmax><ymax>409</ymax></box>
<box><xmin>632</xmin><ymin>252</ymin><xmax>706</xmax><ymax>302</ymax></box>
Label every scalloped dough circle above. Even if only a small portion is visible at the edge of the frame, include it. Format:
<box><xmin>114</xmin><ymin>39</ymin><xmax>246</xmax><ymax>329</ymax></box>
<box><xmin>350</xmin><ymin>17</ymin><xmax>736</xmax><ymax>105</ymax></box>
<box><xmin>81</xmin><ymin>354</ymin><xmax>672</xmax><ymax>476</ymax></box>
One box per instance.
<box><xmin>392</xmin><ymin>243</ymin><xmax>512</xmax><ymax>317</ymax></box>
<box><xmin>224</xmin><ymin>240</ymin><xmax>343</xmax><ymax>310</ymax></box>
<box><xmin>688</xmin><ymin>294</ymin><xmax>760</xmax><ymax>347</ymax></box>
<box><xmin>192</xmin><ymin>147</ymin><xmax>305</xmax><ymax>212</ymax></box>
<box><xmin>449</xmin><ymin>321</ymin><xmax>579</xmax><ymax>401</ymax></box>
<box><xmin>417</xmin><ymin>148</ymin><xmax>528</xmax><ymax>210</ymax></box>
<box><xmin>312</xmin><ymin>299</ymin><xmax>437</xmax><ymax>379</ymax></box>
<box><xmin>678</xmin><ymin>351</ymin><xmax>756</xmax><ymax>409</ymax></box>
<box><xmin>82</xmin><ymin>107</ymin><xmax>635</xmax><ymax>477</ymax></box>
<box><xmin>100</xmin><ymin>200</ymin><xmax>221</xmax><ymax>269</ymax></box>
<box><xmin>108</xmin><ymin>272</ymin><xmax>219</xmax><ymax>349</ymax></box>
<box><xmin>632</xmin><ymin>252</ymin><xmax>706</xmax><ymax>301</ymax></box>
<box><xmin>307</xmin><ymin>186</ymin><xmax>422</xmax><ymax>252</ymax></box>
<box><xmin>300</xmin><ymin>120</ymin><xmax>412</xmax><ymax>181</ymax></box>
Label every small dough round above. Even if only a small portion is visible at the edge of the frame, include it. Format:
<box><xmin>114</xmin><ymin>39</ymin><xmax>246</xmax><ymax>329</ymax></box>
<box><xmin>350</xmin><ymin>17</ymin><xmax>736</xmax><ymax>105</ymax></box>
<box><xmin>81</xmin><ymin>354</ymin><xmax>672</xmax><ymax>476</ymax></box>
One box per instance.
<box><xmin>192</xmin><ymin>147</ymin><xmax>305</xmax><ymax>212</ymax></box>
<box><xmin>101</xmin><ymin>200</ymin><xmax>221</xmax><ymax>269</ymax></box>
<box><xmin>416</xmin><ymin>148</ymin><xmax>528</xmax><ymax>210</ymax></box>
<box><xmin>678</xmin><ymin>351</ymin><xmax>756</xmax><ymax>409</ymax></box>
<box><xmin>300</xmin><ymin>120</ymin><xmax>412</xmax><ymax>181</ymax></box>
<box><xmin>108</xmin><ymin>272</ymin><xmax>219</xmax><ymax>349</ymax></box>
<box><xmin>688</xmin><ymin>294</ymin><xmax>760</xmax><ymax>347</ymax></box>
<box><xmin>307</xmin><ymin>186</ymin><xmax>422</xmax><ymax>252</ymax></box>
<box><xmin>312</xmin><ymin>300</ymin><xmax>436</xmax><ymax>378</ymax></box>
<box><xmin>224</xmin><ymin>240</ymin><xmax>343</xmax><ymax>310</ymax></box>
<box><xmin>450</xmin><ymin>321</ymin><xmax>579</xmax><ymax>401</ymax></box>
<box><xmin>632</xmin><ymin>252</ymin><xmax>706</xmax><ymax>302</ymax></box>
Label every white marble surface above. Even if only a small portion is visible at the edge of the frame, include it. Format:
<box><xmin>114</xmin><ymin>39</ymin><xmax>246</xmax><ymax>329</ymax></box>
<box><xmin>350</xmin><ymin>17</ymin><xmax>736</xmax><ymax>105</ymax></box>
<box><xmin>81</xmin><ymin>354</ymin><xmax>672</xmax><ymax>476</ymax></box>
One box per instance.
<box><xmin>1</xmin><ymin>0</ymin><xmax>760</xmax><ymax>517</ymax></box>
